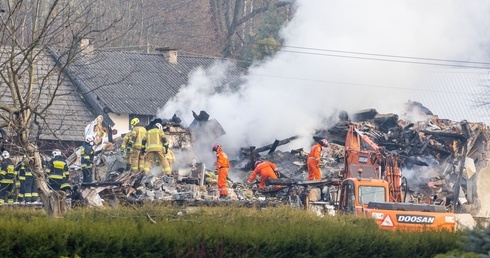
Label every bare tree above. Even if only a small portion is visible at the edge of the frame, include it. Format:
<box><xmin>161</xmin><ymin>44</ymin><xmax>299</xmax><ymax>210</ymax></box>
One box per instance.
<box><xmin>88</xmin><ymin>0</ymin><xmax>222</xmax><ymax>56</ymax></box>
<box><xmin>209</xmin><ymin>0</ymin><xmax>293</xmax><ymax>58</ymax></box>
<box><xmin>0</xmin><ymin>0</ymin><xmax>122</xmax><ymax>217</ymax></box>
<box><xmin>35</xmin><ymin>0</ymin><xmax>292</xmax><ymax>60</ymax></box>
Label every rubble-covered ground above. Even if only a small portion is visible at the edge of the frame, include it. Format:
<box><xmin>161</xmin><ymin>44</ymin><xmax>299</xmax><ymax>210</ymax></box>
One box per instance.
<box><xmin>70</xmin><ymin>103</ymin><xmax>490</xmax><ymax>223</ymax></box>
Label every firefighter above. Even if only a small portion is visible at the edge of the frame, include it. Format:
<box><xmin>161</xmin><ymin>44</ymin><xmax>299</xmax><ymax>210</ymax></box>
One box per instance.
<box><xmin>164</xmin><ymin>147</ymin><xmax>175</xmax><ymax>173</ymax></box>
<box><xmin>46</xmin><ymin>149</ymin><xmax>71</xmax><ymax>191</ymax></box>
<box><xmin>81</xmin><ymin>135</ymin><xmax>95</xmax><ymax>183</ymax></box>
<box><xmin>129</xmin><ymin>118</ymin><xmax>147</xmax><ymax>173</ymax></box>
<box><xmin>15</xmin><ymin>156</ymin><xmax>37</xmax><ymax>203</ymax></box>
<box><xmin>0</xmin><ymin>151</ymin><xmax>16</xmax><ymax>204</ymax></box>
<box><xmin>155</xmin><ymin>146</ymin><xmax>175</xmax><ymax>174</ymax></box>
<box><xmin>307</xmin><ymin>138</ymin><xmax>329</xmax><ymax>180</ymax></box>
<box><xmin>247</xmin><ymin>160</ymin><xmax>280</xmax><ymax>189</ymax></box>
<box><xmin>143</xmin><ymin>123</ymin><xmax>171</xmax><ymax>176</ymax></box>
<box><xmin>212</xmin><ymin>144</ymin><xmax>229</xmax><ymax>198</ymax></box>
<box><xmin>120</xmin><ymin>131</ymin><xmax>133</xmax><ymax>171</ymax></box>
<box><xmin>15</xmin><ymin>156</ymin><xmax>27</xmax><ymax>203</ymax></box>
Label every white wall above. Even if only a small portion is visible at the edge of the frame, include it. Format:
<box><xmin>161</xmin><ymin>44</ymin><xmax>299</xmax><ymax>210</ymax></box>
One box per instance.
<box><xmin>109</xmin><ymin>113</ymin><xmax>129</xmax><ymax>138</ymax></box>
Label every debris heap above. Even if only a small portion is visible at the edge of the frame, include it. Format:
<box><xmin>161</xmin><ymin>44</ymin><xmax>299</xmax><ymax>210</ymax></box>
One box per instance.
<box><xmin>75</xmin><ymin>104</ymin><xmax>490</xmax><ymax>220</ymax></box>
<box><xmin>251</xmin><ymin>104</ymin><xmax>490</xmax><ymax>217</ymax></box>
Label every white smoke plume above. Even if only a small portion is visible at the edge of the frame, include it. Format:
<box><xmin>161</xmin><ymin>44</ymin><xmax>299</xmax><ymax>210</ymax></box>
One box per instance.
<box><xmin>159</xmin><ymin>0</ymin><xmax>490</xmax><ymax>167</ymax></box>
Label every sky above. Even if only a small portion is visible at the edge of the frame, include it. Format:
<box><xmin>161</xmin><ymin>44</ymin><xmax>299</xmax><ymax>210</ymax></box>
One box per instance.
<box><xmin>159</xmin><ymin>0</ymin><xmax>490</xmax><ymax>166</ymax></box>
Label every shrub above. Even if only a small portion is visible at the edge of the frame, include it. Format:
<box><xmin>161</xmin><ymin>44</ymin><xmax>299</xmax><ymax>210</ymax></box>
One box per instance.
<box><xmin>0</xmin><ymin>204</ymin><xmax>463</xmax><ymax>257</ymax></box>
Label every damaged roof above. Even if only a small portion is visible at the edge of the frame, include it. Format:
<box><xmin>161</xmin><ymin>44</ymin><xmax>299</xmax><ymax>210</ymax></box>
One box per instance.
<box><xmin>65</xmin><ymin>50</ymin><xmax>245</xmax><ymax>116</ymax></box>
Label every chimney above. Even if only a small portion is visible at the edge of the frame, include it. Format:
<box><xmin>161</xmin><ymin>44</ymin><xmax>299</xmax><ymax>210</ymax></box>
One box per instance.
<box><xmin>75</xmin><ymin>37</ymin><xmax>94</xmax><ymax>55</ymax></box>
<box><xmin>155</xmin><ymin>47</ymin><xmax>178</xmax><ymax>64</ymax></box>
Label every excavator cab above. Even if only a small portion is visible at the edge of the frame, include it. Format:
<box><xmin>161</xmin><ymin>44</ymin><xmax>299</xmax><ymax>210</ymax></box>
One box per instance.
<box><xmin>339</xmin><ymin>178</ymin><xmax>389</xmax><ymax>214</ymax></box>
<box><xmin>337</xmin><ymin>125</ymin><xmax>456</xmax><ymax>231</ymax></box>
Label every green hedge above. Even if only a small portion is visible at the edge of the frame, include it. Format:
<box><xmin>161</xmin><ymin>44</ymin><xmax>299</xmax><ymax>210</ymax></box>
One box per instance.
<box><xmin>0</xmin><ymin>204</ymin><xmax>463</xmax><ymax>257</ymax></box>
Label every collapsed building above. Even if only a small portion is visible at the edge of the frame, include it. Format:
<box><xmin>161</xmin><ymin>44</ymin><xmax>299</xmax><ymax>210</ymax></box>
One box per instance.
<box><xmin>72</xmin><ymin>103</ymin><xmax>490</xmax><ymax>223</ymax></box>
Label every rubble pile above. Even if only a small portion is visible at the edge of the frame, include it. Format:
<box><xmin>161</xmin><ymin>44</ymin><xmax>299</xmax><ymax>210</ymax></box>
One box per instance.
<box><xmin>346</xmin><ymin>108</ymin><xmax>488</xmax><ymax>215</ymax></box>
<box><xmin>253</xmin><ymin>104</ymin><xmax>489</xmax><ymax>216</ymax></box>
<box><xmin>77</xmin><ymin>166</ymin><xmax>281</xmax><ymax>207</ymax></box>
<box><xmin>76</xmin><ymin>104</ymin><xmax>490</xmax><ymax>220</ymax></box>
<box><xmin>77</xmin><ymin>119</ymin><xmax>268</xmax><ymax>207</ymax></box>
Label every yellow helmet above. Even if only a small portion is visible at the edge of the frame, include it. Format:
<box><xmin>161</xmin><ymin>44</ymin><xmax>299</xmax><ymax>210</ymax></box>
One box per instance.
<box><xmin>131</xmin><ymin>118</ymin><xmax>140</xmax><ymax>126</ymax></box>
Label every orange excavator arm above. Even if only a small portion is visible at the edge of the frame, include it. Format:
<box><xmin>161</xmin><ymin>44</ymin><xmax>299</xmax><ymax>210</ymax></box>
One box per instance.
<box><xmin>353</xmin><ymin>127</ymin><xmax>379</xmax><ymax>151</ymax></box>
<box><xmin>385</xmin><ymin>154</ymin><xmax>403</xmax><ymax>203</ymax></box>
<box><xmin>345</xmin><ymin>125</ymin><xmax>403</xmax><ymax>202</ymax></box>
<box><xmin>345</xmin><ymin>125</ymin><xmax>361</xmax><ymax>151</ymax></box>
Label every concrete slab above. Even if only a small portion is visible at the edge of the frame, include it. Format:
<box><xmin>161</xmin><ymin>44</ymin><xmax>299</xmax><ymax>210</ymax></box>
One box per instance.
<box><xmin>476</xmin><ymin>166</ymin><xmax>490</xmax><ymax>218</ymax></box>
<box><xmin>456</xmin><ymin>213</ymin><xmax>476</xmax><ymax>230</ymax></box>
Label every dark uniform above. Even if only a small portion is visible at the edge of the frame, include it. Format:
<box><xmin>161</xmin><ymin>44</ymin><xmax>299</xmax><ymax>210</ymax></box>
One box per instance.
<box><xmin>46</xmin><ymin>156</ymin><xmax>70</xmax><ymax>191</ymax></box>
<box><xmin>15</xmin><ymin>159</ymin><xmax>38</xmax><ymax>203</ymax></box>
<box><xmin>0</xmin><ymin>156</ymin><xmax>16</xmax><ymax>204</ymax></box>
<box><xmin>81</xmin><ymin>141</ymin><xmax>95</xmax><ymax>183</ymax></box>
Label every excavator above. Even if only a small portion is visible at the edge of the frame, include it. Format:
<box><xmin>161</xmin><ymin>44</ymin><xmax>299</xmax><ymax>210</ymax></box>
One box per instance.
<box><xmin>337</xmin><ymin>125</ymin><xmax>456</xmax><ymax>231</ymax></box>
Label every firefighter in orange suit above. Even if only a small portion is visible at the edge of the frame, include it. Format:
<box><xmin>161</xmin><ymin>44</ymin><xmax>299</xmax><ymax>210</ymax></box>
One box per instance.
<box><xmin>143</xmin><ymin>123</ymin><xmax>171</xmax><ymax>176</ymax></box>
<box><xmin>307</xmin><ymin>139</ymin><xmax>329</xmax><ymax>180</ymax></box>
<box><xmin>129</xmin><ymin>118</ymin><xmax>147</xmax><ymax>173</ymax></box>
<box><xmin>212</xmin><ymin>144</ymin><xmax>229</xmax><ymax>198</ymax></box>
<box><xmin>247</xmin><ymin>160</ymin><xmax>279</xmax><ymax>189</ymax></box>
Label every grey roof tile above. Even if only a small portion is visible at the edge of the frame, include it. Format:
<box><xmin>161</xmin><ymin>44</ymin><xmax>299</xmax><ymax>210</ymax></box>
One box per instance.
<box><xmin>68</xmin><ymin>51</ymin><xmax>244</xmax><ymax>116</ymax></box>
<box><xmin>0</xmin><ymin>49</ymin><xmax>97</xmax><ymax>142</ymax></box>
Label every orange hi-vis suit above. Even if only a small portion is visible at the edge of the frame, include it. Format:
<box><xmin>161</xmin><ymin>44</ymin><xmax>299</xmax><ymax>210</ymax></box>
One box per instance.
<box><xmin>143</xmin><ymin>128</ymin><xmax>171</xmax><ymax>175</ymax></box>
<box><xmin>129</xmin><ymin>125</ymin><xmax>146</xmax><ymax>172</ymax></box>
<box><xmin>215</xmin><ymin>148</ymin><xmax>230</xmax><ymax>196</ymax></box>
<box><xmin>307</xmin><ymin>143</ymin><xmax>323</xmax><ymax>180</ymax></box>
<box><xmin>247</xmin><ymin>161</ymin><xmax>278</xmax><ymax>189</ymax></box>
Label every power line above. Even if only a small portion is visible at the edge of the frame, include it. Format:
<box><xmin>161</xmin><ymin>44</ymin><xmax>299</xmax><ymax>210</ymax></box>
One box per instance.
<box><xmin>280</xmin><ymin>45</ymin><xmax>490</xmax><ymax>66</ymax></box>
<box><xmin>253</xmin><ymin>42</ymin><xmax>490</xmax><ymax>69</ymax></box>
<box><xmin>96</xmin><ymin>44</ymin><xmax>489</xmax><ymax>95</ymax></box>
<box><xmin>278</xmin><ymin>49</ymin><xmax>490</xmax><ymax>69</ymax></box>
<box><xmin>178</xmin><ymin>50</ymin><xmax>485</xmax><ymax>95</ymax></box>
<box><xmin>253</xmin><ymin>73</ymin><xmax>475</xmax><ymax>95</ymax></box>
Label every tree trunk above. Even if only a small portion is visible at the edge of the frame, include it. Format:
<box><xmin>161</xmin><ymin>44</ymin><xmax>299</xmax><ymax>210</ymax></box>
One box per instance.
<box><xmin>28</xmin><ymin>143</ymin><xmax>66</xmax><ymax>218</ymax></box>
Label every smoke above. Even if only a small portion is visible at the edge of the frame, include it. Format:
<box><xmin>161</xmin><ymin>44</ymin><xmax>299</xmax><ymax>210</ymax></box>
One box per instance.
<box><xmin>159</xmin><ymin>1</ymin><xmax>490</xmax><ymax>165</ymax></box>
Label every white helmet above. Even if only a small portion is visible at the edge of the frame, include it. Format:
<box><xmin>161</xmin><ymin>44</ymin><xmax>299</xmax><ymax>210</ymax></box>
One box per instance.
<box><xmin>86</xmin><ymin>135</ymin><xmax>94</xmax><ymax>142</ymax></box>
<box><xmin>52</xmin><ymin>149</ymin><xmax>61</xmax><ymax>157</ymax></box>
<box><xmin>156</xmin><ymin>123</ymin><xmax>163</xmax><ymax>131</ymax></box>
<box><xmin>2</xmin><ymin>151</ymin><xmax>9</xmax><ymax>159</ymax></box>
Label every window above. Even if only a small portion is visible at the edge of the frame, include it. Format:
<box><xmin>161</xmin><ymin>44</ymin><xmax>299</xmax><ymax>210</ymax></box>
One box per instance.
<box><xmin>341</xmin><ymin>180</ymin><xmax>356</xmax><ymax>214</ymax></box>
<box><xmin>358</xmin><ymin>186</ymin><xmax>385</xmax><ymax>204</ymax></box>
